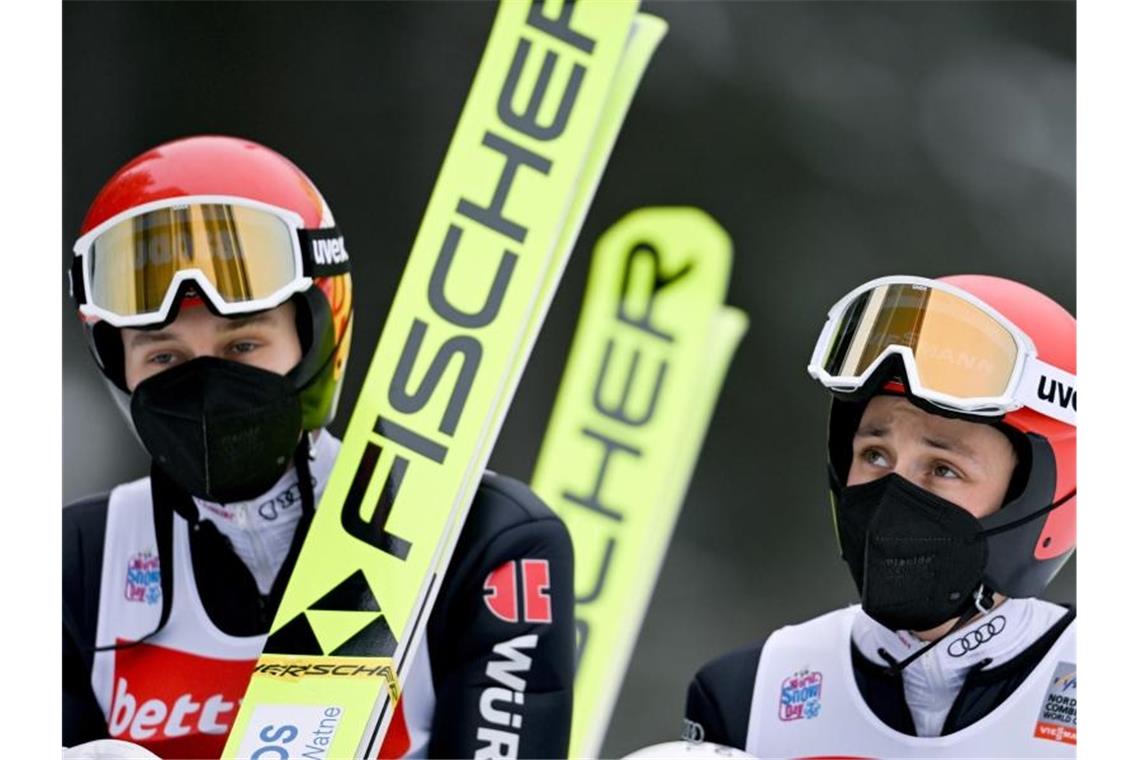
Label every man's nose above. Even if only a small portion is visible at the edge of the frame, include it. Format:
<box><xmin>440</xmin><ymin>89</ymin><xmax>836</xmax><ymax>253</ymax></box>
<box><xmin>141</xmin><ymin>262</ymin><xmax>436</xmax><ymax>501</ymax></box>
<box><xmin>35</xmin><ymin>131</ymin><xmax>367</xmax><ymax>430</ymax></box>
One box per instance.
<box><xmin>890</xmin><ymin>459</ymin><xmax>926</xmax><ymax>489</ymax></box>
<box><xmin>185</xmin><ymin>344</ymin><xmax>226</xmax><ymax>361</ymax></box>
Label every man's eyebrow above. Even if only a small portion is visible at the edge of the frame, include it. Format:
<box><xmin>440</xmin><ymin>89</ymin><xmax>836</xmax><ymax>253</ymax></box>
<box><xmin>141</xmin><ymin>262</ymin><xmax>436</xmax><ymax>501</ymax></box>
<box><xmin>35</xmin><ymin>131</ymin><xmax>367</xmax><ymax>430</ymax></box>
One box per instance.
<box><xmin>922</xmin><ymin>435</ymin><xmax>978</xmax><ymax>460</ymax></box>
<box><xmin>218</xmin><ymin>312</ymin><xmax>277</xmax><ymax>332</ymax></box>
<box><xmin>126</xmin><ymin>312</ymin><xmax>277</xmax><ymax>347</ymax></box>
<box><xmin>127</xmin><ymin>330</ymin><xmax>177</xmax><ymax>348</ymax></box>
<box><xmin>854</xmin><ymin>424</ymin><xmax>888</xmax><ymax>438</ymax></box>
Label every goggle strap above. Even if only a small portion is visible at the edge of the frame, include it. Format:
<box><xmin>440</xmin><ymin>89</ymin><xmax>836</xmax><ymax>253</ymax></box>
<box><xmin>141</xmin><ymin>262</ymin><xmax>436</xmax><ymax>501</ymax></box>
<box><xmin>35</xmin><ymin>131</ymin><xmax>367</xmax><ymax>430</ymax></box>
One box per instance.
<box><xmin>70</xmin><ymin>255</ymin><xmax>87</xmax><ymax>307</ymax></box>
<box><xmin>1016</xmin><ymin>356</ymin><xmax>1077</xmax><ymax>426</ymax></box>
<box><xmin>297</xmin><ymin>226</ymin><xmax>351</xmax><ymax>278</ymax></box>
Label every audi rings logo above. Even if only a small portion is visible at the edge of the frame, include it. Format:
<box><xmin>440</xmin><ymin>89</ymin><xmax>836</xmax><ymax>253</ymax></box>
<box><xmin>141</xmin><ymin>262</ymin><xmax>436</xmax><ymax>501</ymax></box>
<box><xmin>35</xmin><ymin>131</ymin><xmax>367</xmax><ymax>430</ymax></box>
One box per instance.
<box><xmin>947</xmin><ymin>615</ymin><xmax>1006</xmax><ymax>657</ymax></box>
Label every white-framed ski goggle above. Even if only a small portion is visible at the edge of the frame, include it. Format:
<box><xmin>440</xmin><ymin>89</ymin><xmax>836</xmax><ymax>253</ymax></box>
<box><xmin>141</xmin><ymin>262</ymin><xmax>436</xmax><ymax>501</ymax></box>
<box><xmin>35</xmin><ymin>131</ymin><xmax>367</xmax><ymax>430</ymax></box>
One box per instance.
<box><xmin>807</xmin><ymin>275</ymin><xmax>1076</xmax><ymax>426</ymax></box>
<box><xmin>71</xmin><ymin>194</ymin><xmax>349</xmax><ymax>328</ymax></box>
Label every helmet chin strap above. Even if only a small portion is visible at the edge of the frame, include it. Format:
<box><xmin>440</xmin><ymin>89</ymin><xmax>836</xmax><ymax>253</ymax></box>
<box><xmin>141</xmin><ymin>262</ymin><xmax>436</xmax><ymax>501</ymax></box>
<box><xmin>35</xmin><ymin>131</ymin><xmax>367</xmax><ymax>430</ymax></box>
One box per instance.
<box><xmin>876</xmin><ymin>584</ymin><xmax>996</xmax><ymax>675</ymax></box>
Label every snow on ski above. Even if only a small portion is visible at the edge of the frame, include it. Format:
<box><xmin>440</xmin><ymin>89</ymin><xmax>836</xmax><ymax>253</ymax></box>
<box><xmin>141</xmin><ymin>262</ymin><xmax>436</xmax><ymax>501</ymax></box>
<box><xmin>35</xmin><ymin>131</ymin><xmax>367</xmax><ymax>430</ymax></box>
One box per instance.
<box><xmin>530</xmin><ymin>208</ymin><xmax>748</xmax><ymax>758</ymax></box>
<box><xmin>223</xmin><ymin>2</ymin><xmax>663</xmax><ymax>758</ymax></box>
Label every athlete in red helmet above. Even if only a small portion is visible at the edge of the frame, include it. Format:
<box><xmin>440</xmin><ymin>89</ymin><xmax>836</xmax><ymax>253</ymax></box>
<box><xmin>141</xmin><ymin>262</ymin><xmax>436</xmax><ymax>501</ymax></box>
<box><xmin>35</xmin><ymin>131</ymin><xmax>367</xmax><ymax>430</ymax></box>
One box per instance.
<box><xmin>683</xmin><ymin>274</ymin><xmax>1076</xmax><ymax>757</ymax></box>
<box><xmin>62</xmin><ymin>136</ymin><xmax>575</xmax><ymax>758</ymax></box>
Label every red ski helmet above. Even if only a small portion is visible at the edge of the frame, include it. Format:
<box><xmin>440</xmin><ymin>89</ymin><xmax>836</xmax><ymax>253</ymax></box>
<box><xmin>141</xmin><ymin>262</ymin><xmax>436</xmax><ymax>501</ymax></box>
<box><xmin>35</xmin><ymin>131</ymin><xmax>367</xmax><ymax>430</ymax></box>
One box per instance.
<box><xmin>69</xmin><ymin>135</ymin><xmax>354</xmax><ymax>432</ymax></box>
<box><xmin>820</xmin><ymin>274</ymin><xmax>1076</xmax><ymax>599</ymax></box>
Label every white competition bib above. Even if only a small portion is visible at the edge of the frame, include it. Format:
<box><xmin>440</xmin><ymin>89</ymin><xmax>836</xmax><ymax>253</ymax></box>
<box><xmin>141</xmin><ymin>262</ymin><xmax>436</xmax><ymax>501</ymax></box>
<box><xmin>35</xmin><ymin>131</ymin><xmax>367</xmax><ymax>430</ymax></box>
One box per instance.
<box><xmin>746</xmin><ymin>606</ymin><xmax>1075</xmax><ymax>758</ymax></box>
<box><xmin>89</xmin><ymin>476</ymin><xmax>434</xmax><ymax>758</ymax></box>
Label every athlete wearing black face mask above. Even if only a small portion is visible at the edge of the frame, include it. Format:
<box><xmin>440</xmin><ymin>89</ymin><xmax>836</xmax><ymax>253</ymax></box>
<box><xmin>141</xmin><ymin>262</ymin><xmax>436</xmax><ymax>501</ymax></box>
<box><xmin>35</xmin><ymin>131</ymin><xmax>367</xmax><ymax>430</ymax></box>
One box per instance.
<box><xmin>835</xmin><ymin>472</ymin><xmax>992</xmax><ymax>635</ymax></box>
<box><xmin>130</xmin><ymin>356</ymin><xmax>306</xmax><ymax>504</ymax></box>
<box><xmin>682</xmin><ymin>275</ymin><xmax>1076</xmax><ymax>757</ymax></box>
<box><xmin>62</xmin><ymin>137</ymin><xmax>576</xmax><ymax>759</ymax></box>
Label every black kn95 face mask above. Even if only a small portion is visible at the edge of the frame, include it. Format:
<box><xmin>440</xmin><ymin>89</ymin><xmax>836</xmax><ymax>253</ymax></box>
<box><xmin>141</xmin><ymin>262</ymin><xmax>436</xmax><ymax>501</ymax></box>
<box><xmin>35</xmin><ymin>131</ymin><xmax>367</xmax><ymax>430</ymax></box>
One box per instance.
<box><xmin>130</xmin><ymin>356</ymin><xmax>303</xmax><ymax>503</ymax></box>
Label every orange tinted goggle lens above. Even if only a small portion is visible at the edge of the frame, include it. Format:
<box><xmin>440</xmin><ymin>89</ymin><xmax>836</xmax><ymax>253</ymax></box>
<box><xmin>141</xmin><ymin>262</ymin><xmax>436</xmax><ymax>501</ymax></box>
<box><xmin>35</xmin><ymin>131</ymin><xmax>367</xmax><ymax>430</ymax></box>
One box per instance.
<box><xmin>86</xmin><ymin>203</ymin><xmax>298</xmax><ymax>317</ymax></box>
<box><xmin>823</xmin><ymin>283</ymin><xmax>1019</xmax><ymax>398</ymax></box>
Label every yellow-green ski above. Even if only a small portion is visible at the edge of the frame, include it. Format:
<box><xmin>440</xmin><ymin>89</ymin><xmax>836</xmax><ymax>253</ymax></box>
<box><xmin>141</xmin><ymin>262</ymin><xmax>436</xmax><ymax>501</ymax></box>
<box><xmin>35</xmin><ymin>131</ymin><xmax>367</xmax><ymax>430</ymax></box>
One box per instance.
<box><xmin>531</xmin><ymin>208</ymin><xmax>748</xmax><ymax>758</ymax></box>
<box><xmin>223</xmin><ymin>2</ymin><xmax>664</xmax><ymax>758</ymax></box>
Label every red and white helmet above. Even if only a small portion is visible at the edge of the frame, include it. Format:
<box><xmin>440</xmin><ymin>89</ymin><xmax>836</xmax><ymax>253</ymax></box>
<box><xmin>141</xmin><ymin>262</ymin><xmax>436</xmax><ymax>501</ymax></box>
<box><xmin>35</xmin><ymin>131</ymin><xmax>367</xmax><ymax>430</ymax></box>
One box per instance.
<box><xmin>69</xmin><ymin>135</ymin><xmax>354</xmax><ymax>431</ymax></box>
<box><xmin>813</xmin><ymin>274</ymin><xmax>1076</xmax><ymax>598</ymax></box>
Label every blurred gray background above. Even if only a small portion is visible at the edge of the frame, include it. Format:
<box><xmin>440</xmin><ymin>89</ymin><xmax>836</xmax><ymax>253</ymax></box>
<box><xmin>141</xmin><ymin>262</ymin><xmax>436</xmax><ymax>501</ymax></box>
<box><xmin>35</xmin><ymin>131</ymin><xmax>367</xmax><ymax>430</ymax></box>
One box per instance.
<box><xmin>63</xmin><ymin>2</ymin><xmax>1074</xmax><ymax>756</ymax></box>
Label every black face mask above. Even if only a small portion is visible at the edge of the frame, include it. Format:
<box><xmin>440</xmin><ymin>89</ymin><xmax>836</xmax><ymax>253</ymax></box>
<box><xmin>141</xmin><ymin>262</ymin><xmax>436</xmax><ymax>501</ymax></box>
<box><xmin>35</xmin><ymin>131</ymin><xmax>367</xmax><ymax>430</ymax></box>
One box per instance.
<box><xmin>836</xmin><ymin>473</ymin><xmax>989</xmax><ymax>632</ymax></box>
<box><xmin>130</xmin><ymin>356</ymin><xmax>303</xmax><ymax>503</ymax></box>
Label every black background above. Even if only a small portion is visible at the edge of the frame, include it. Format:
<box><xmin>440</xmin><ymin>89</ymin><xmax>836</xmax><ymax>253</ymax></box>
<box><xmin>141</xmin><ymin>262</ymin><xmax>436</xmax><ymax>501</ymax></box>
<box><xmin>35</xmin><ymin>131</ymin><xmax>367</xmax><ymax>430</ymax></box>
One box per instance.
<box><xmin>63</xmin><ymin>2</ymin><xmax>1075</xmax><ymax>755</ymax></box>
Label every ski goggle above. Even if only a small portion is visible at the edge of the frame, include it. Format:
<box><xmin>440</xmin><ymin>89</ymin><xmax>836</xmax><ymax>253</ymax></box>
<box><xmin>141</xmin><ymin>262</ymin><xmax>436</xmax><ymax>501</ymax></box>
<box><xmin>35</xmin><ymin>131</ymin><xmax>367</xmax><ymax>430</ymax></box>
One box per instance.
<box><xmin>807</xmin><ymin>275</ymin><xmax>1076</xmax><ymax>426</ymax></box>
<box><xmin>71</xmin><ymin>195</ymin><xmax>349</xmax><ymax>328</ymax></box>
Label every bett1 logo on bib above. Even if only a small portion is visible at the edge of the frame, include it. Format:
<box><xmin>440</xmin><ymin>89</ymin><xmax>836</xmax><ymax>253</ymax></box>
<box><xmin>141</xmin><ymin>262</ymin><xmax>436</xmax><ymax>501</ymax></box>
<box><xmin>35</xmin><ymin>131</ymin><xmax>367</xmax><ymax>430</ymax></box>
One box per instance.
<box><xmin>235</xmin><ymin>704</ymin><xmax>343</xmax><ymax>759</ymax></box>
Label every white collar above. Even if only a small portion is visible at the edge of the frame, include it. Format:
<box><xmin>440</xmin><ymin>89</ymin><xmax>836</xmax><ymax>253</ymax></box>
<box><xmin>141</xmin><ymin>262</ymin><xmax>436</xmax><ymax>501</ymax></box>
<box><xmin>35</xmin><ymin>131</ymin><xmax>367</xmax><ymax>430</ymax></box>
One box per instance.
<box><xmin>190</xmin><ymin>432</ymin><xmax>341</xmax><ymax>594</ymax></box>
<box><xmin>851</xmin><ymin>598</ymin><xmax>1067</xmax><ymax>736</ymax></box>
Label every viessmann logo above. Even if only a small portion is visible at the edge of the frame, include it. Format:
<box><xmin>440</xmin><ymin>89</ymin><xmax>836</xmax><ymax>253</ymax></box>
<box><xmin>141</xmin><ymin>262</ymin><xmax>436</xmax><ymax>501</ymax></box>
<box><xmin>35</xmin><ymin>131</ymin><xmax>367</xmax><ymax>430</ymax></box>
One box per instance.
<box><xmin>1034</xmin><ymin>661</ymin><xmax>1076</xmax><ymax>746</ymax></box>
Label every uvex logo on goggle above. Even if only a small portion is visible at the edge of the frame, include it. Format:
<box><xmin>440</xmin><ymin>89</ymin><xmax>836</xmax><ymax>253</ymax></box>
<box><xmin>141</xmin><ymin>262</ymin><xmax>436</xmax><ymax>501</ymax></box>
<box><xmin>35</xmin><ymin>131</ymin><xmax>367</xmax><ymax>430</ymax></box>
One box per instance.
<box><xmin>1037</xmin><ymin>376</ymin><xmax>1076</xmax><ymax>413</ymax></box>
<box><xmin>312</xmin><ymin>236</ymin><xmax>349</xmax><ymax>266</ymax></box>
<box><xmin>947</xmin><ymin>615</ymin><xmax>1006</xmax><ymax>657</ymax></box>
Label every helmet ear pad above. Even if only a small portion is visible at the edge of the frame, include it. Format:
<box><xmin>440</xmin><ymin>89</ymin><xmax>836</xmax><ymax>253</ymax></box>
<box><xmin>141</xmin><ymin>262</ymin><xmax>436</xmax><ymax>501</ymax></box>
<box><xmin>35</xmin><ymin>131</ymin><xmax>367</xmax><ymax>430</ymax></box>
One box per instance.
<box><xmin>997</xmin><ymin>423</ymin><xmax>1032</xmax><ymax>506</ymax></box>
<box><xmin>89</xmin><ymin>320</ymin><xmax>128</xmax><ymax>393</ymax></box>
<box><xmin>826</xmin><ymin>395</ymin><xmax>868</xmax><ymax>497</ymax></box>
<box><xmin>286</xmin><ymin>286</ymin><xmax>346</xmax><ymax>431</ymax></box>
<box><xmin>978</xmin><ymin>431</ymin><xmax>1068</xmax><ymax>597</ymax></box>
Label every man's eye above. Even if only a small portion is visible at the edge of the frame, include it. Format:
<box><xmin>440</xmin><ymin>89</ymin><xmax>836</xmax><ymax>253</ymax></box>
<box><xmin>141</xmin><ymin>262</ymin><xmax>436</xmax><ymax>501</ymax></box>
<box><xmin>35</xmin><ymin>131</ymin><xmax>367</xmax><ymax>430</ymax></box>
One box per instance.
<box><xmin>862</xmin><ymin>448</ymin><xmax>888</xmax><ymax>467</ymax></box>
<box><xmin>228</xmin><ymin>341</ymin><xmax>259</xmax><ymax>355</ymax></box>
<box><xmin>933</xmin><ymin>463</ymin><xmax>961</xmax><ymax>479</ymax></box>
<box><xmin>148</xmin><ymin>352</ymin><xmax>178</xmax><ymax>366</ymax></box>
